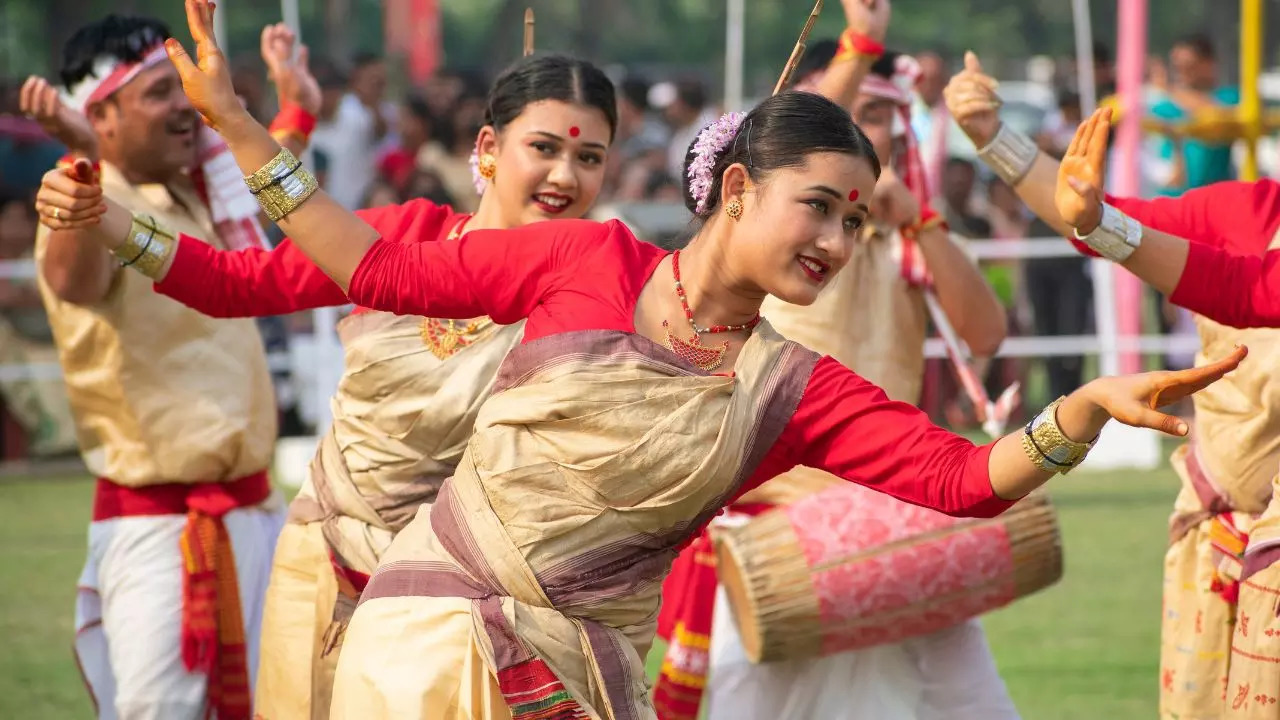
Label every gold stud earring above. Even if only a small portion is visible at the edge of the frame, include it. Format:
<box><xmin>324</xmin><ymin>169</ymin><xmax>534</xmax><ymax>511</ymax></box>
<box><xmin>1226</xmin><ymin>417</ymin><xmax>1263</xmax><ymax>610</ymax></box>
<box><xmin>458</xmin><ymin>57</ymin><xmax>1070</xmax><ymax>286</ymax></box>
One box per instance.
<box><xmin>725</xmin><ymin>198</ymin><xmax>744</xmax><ymax>220</ymax></box>
<box><xmin>478</xmin><ymin>153</ymin><xmax>497</xmax><ymax>181</ymax></box>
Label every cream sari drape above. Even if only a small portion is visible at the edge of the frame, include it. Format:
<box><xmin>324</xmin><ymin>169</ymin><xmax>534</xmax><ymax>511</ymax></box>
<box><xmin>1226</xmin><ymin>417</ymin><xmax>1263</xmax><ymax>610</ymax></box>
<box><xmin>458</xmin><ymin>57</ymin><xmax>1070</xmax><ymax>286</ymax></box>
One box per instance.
<box><xmin>331</xmin><ymin>325</ymin><xmax>818</xmax><ymax>720</ymax></box>
<box><xmin>256</xmin><ymin>312</ymin><xmax>523</xmax><ymax>720</ymax></box>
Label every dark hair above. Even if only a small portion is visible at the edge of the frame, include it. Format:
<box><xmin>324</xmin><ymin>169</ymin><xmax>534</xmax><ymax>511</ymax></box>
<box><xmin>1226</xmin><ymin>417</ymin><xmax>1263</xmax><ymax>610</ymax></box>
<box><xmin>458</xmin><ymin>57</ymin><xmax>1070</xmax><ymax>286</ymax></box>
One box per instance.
<box><xmin>793</xmin><ymin>39</ymin><xmax>839</xmax><ymax>86</ymax></box>
<box><xmin>403</xmin><ymin>95</ymin><xmax>433</xmax><ymax>126</ymax></box>
<box><xmin>869</xmin><ymin>51</ymin><xmax>904</xmax><ymax>80</ymax></box>
<box><xmin>681</xmin><ymin>92</ymin><xmax>880</xmax><ymax>218</ymax></box>
<box><xmin>351</xmin><ymin>52</ymin><xmax>383</xmax><ymax>72</ymax></box>
<box><xmin>1092</xmin><ymin>41</ymin><xmax>1112</xmax><ymax>65</ymax></box>
<box><xmin>60</xmin><ymin>15</ymin><xmax>171</xmax><ymax>90</ymax></box>
<box><xmin>673</xmin><ymin>78</ymin><xmax>707</xmax><ymax>111</ymax></box>
<box><xmin>484</xmin><ymin>54</ymin><xmax>618</xmax><ymax>141</ymax></box>
<box><xmin>1173</xmin><ymin>33</ymin><xmax>1216</xmax><ymax>60</ymax></box>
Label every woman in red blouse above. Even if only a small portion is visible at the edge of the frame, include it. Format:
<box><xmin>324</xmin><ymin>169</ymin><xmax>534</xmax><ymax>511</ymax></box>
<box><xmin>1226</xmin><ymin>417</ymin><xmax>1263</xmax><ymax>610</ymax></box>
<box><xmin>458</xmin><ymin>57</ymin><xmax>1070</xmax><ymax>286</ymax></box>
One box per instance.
<box><xmin>39</xmin><ymin>4</ymin><xmax>1245</xmax><ymax>716</ymax></box>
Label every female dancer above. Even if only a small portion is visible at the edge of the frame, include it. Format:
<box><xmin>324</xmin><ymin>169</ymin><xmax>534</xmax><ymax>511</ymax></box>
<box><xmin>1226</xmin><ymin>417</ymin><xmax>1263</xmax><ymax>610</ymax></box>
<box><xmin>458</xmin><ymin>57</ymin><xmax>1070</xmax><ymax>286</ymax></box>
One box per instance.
<box><xmin>41</xmin><ymin>2</ymin><xmax>1243</xmax><ymax>717</ymax></box>
<box><xmin>946</xmin><ymin>55</ymin><xmax>1280</xmax><ymax>719</ymax></box>
<box><xmin>36</xmin><ymin>28</ymin><xmax>617</xmax><ymax>720</ymax></box>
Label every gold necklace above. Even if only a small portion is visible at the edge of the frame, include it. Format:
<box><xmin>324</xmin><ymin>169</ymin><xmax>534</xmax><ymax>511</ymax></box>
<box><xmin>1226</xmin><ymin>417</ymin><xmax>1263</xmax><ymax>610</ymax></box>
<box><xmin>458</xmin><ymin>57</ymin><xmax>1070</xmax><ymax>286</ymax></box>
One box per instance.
<box><xmin>420</xmin><ymin>317</ymin><xmax>496</xmax><ymax>359</ymax></box>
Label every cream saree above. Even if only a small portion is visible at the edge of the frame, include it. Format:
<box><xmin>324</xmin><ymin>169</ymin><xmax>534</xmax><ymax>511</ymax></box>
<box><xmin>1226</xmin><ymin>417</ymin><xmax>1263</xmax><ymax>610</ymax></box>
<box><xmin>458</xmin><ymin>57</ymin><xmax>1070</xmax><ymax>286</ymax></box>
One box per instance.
<box><xmin>330</xmin><ymin>325</ymin><xmax>818</xmax><ymax>720</ymax></box>
<box><xmin>255</xmin><ymin>311</ymin><xmax>523</xmax><ymax>720</ymax></box>
<box><xmin>1225</xmin><ymin>481</ymin><xmax>1280</xmax><ymax>718</ymax></box>
<box><xmin>1159</xmin><ymin>313</ymin><xmax>1280</xmax><ymax>720</ymax></box>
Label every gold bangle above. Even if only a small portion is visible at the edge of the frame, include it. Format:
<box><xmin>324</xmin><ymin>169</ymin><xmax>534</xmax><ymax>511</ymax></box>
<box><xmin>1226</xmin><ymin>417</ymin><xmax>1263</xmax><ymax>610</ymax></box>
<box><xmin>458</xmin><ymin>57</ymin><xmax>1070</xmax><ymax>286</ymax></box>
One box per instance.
<box><xmin>244</xmin><ymin>147</ymin><xmax>319</xmax><ymax>222</ymax></box>
<box><xmin>1022</xmin><ymin>396</ymin><xmax>1094</xmax><ymax>474</ymax></box>
<box><xmin>114</xmin><ymin>213</ymin><xmax>176</xmax><ymax>280</ymax></box>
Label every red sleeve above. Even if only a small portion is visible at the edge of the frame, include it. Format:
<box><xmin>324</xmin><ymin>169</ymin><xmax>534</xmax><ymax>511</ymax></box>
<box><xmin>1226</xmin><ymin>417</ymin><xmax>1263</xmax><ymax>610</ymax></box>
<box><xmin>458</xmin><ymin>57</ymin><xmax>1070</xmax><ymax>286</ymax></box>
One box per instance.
<box><xmin>155</xmin><ymin>199</ymin><xmax>455</xmax><ymax>317</ymax></box>
<box><xmin>748</xmin><ymin>356</ymin><xmax>1014</xmax><ymax>518</ymax></box>
<box><xmin>1168</xmin><ymin>242</ymin><xmax>1280</xmax><ymax>328</ymax></box>
<box><xmin>346</xmin><ymin>218</ymin><xmax>617</xmax><ymax>325</ymax></box>
<box><xmin>1066</xmin><ymin>181</ymin><xmax>1280</xmax><ymax>259</ymax></box>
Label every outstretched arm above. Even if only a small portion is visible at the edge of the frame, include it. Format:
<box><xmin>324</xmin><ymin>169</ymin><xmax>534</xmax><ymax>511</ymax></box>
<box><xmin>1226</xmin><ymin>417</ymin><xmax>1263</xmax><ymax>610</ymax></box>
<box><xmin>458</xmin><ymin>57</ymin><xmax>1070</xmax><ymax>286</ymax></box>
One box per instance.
<box><xmin>166</xmin><ymin>0</ymin><xmax>375</xmax><ymax>291</ymax></box>
<box><xmin>781</xmin><ymin>348</ymin><xmax>1243</xmax><ymax>517</ymax></box>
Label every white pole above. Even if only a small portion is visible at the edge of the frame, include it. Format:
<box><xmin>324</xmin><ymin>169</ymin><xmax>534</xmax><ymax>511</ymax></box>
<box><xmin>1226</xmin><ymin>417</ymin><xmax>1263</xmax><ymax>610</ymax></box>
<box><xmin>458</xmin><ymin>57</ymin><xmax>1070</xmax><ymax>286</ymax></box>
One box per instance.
<box><xmin>214</xmin><ymin>0</ymin><xmax>228</xmax><ymax>49</ymax></box>
<box><xmin>281</xmin><ymin>0</ymin><xmax>302</xmax><ymax>35</ymax></box>
<box><xmin>725</xmin><ymin>0</ymin><xmax>745</xmax><ymax>111</ymax></box>
<box><xmin>1071</xmin><ymin>0</ymin><xmax>1120</xmax><ymax>378</ymax></box>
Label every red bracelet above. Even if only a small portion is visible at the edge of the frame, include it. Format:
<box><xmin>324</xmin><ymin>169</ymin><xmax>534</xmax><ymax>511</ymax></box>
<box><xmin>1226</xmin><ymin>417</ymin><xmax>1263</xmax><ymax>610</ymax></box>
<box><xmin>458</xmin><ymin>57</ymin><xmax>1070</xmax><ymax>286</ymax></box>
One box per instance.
<box><xmin>268</xmin><ymin>103</ymin><xmax>318</xmax><ymax>146</ymax></box>
<box><xmin>903</xmin><ymin>206</ymin><xmax>947</xmax><ymax>236</ymax></box>
<box><xmin>56</xmin><ymin>154</ymin><xmax>101</xmax><ymax>185</ymax></box>
<box><xmin>834</xmin><ymin>28</ymin><xmax>885</xmax><ymax>63</ymax></box>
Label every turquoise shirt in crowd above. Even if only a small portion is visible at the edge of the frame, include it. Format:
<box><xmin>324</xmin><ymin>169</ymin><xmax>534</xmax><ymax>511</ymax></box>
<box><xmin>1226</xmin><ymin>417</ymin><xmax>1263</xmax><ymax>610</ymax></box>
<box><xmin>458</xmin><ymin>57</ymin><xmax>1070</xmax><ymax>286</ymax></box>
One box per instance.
<box><xmin>1150</xmin><ymin>86</ymin><xmax>1240</xmax><ymax>196</ymax></box>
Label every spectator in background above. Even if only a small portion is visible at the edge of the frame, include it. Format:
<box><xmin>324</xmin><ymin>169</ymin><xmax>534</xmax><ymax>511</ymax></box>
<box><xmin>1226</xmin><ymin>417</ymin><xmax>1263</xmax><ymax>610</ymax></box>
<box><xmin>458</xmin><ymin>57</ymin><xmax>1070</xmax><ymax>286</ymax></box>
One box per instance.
<box><xmin>231</xmin><ymin>55</ymin><xmax>269</xmax><ymax>122</ymax></box>
<box><xmin>1093</xmin><ymin>41</ymin><xmax>1117</xmax><ymax>99</ymax></box>
<box><xmin>378</xmin><ymin>95</ymin><xmax>436</xmax><ymax>193</ymax></box>
<box><xmin>939</xmin><ymin>157</ymin><xmax>992</xmax><ymax>239</ymax></box>
<box><xmin>607</xmin><ymin>76</ymin><xmax>670</xmax><ymax>200</ymax></box>
<box><xmin>655</xmin><ymin>77</ymin><xmax>717</xmax><ymax>181</ymax></box>
<box><xmin>912</xmin><ymin>51</ymin><xmax>950</xmax><ymax>201</ymax></box>
<box><xmin>311</xmin><ymin>52</ymin><xmax>394</xmax><ymax>209</ymax></box>
<box><xmin>1151</xmin><ymin>33</ymin><xmax>1238</xmax><ymax>196</ymax></box>
<box><xmin>0</xmin><ymin>192</ymin><xmax>76</xmax><ymax>457</ymax></box>
<box><xmin>416</xmin><ymin>78</ymin><xmax>486</xmax><ymax>212</ymax></box>
<box><xmin>1038</xmin><ymin>89</ymin><xmax>1082</xmax><ymax>159</ymax></box>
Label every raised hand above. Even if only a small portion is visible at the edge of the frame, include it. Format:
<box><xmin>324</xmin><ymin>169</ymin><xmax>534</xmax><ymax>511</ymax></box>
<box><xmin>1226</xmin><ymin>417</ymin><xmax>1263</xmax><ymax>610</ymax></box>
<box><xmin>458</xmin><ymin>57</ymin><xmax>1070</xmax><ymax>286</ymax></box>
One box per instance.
<box><xmin>19</xmin><ymin>76</ymin><xmax>99</xmax><ymax>159</ymax></box>
<box><xmin>943</xmin><ymin>51</ymin><xmax>1001</xmax><ymax>147</ymax></box>
<box><xmin>261</xmin><ymin>23</ymin><xmax>321</xmax><ymax>115</ymax></box>
<box><xmin>1056</xmin><ymin>107</ymin><xmax>1110</xmax><ymax>234</ymax></box>
<box><xmin>34</xmin><ymin>160</ymin><xmax>107</xmax><ymax>231</ymax></box>
<box><xmin>1085</xmin><ymin>345</ymin><xmax>1247</xmax><ymax>437</ymax></box>
<box><xmin>870</xmin><ymin>165</ymin><xmax>919</xmax><ymax>229</ymax></box>
<box><xmin>164</xmin><ymin>0</ymin><xmax>247</xmax><ymax>132</ymax></box>
<box><xmin>841</xmin><ymin>0</ymin><xmax>891</xmax><ymax>42</ymax></box>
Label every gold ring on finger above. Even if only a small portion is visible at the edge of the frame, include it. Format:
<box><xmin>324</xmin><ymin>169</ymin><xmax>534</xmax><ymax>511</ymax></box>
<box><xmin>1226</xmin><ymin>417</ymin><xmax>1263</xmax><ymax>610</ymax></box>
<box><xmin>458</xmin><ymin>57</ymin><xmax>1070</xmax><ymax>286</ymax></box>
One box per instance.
<box><xmin>52</xmin><ymin>207</ymin><xmax>61</xmax><ymax>220</ymax></box>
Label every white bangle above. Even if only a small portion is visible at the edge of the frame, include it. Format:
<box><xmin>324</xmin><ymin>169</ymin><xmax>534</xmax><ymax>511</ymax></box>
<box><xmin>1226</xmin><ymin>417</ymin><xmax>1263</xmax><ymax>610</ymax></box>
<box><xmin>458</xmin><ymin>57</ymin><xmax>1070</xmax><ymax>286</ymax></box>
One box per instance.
<box><xmin>1073</xmin><ymin>203</ymin><xmax>1143</xmax><ymax>263</ymax></box>
<box><xmin>976</xmin><ymin>123</ymin><xmax>1038</xmax><ymax>187</ymax></box>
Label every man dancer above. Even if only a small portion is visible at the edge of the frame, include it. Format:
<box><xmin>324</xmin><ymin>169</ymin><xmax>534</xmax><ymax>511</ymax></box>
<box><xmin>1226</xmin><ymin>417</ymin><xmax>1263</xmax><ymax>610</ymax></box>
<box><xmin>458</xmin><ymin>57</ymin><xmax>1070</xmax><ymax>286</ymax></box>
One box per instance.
<box><xmin>22</xmin><ymin>14</ymin><xmax>314</xmax><ymax>720</ymax></box>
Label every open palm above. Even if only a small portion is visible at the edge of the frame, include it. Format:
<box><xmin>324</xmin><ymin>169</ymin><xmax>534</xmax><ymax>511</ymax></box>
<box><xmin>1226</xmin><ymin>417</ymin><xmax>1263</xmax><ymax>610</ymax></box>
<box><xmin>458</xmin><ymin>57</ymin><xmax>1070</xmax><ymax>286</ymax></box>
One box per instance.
<box><xmin>1056</xmin><ymin>107</ymin><xmax>1111</xmax><ymax>234</ymax></box>
<box><xmin>165</xmin><ymin>0</ymin><xmax>244</xmax><ymax>131</ymax></box>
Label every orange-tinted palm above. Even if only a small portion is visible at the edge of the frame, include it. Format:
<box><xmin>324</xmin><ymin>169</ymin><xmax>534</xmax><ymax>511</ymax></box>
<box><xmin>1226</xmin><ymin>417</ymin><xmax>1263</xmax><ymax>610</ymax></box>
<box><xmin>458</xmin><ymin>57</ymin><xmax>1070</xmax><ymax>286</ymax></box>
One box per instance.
<box><xmin>165</xmin><ymin>0</ymin><xmax>242</xmax><ymax>130</ymax></box>
<box><xmin>1055</xmin><ymin>107</ymin><xmax>1112</xmax><ymax>233</ymax></box>
<box><xmin>1090</xmin><ymin>345</ymin><xmax>1247</xmax><ymax>436</ymax></box>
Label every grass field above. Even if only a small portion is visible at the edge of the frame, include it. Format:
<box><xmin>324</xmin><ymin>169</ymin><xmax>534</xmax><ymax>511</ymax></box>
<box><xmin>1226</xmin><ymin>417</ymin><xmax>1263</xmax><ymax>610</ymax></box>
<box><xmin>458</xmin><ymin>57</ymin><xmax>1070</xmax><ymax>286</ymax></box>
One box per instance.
<box><xmin>0</xmin><ymin>466</ymin><xmax>1180</xmax><ymax>719</ymax></box>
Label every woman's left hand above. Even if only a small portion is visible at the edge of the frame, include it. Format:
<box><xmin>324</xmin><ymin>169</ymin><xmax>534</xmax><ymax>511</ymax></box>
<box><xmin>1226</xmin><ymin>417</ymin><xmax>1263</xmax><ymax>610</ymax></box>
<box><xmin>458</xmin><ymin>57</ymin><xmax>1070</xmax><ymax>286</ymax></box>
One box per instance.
<box><xmin>165</xmin><ymin>0</ymin><xmax>248</xmax><ymax>133</ymax></box>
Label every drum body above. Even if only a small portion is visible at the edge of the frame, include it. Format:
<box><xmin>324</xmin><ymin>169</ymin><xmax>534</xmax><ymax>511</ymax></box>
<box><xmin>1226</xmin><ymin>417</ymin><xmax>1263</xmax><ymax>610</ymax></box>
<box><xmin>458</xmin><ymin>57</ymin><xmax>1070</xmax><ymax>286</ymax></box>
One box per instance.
<box><xmin>715</xmin><ymin>481</ymin><xmax>1062</xmax><ymax>663</ymax></box>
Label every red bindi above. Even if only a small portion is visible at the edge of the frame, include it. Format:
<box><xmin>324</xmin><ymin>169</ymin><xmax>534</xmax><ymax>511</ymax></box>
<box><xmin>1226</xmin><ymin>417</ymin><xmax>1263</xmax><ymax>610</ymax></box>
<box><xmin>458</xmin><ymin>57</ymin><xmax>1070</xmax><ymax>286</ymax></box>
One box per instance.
<box><xmin>568</xmin><ymin>126</ymin><xmax>581</xmax><ymax>138</ymax></box>
<box><xmin>848</xmin><ymin>189</ymin><xmax>859</xmax><ymax>202</ymax></box>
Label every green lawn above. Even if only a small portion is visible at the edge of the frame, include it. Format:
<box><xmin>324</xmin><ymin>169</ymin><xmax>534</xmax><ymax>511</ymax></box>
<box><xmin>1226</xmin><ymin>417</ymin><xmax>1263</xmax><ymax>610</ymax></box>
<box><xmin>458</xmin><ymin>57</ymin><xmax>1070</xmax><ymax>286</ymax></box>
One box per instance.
<box><xmin>0</xmin><ymin>468</ymin><xmax>1179</xmax><ymax>718</ymax></box>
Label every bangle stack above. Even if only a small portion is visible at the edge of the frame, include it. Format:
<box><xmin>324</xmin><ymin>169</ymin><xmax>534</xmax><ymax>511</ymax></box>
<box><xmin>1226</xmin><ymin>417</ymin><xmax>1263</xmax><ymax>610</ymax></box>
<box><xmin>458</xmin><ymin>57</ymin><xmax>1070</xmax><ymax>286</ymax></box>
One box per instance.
<box><xmin>244</xmin><ymin>147</ymin><xmax>319</xmax><ymax>222</ymax></box>
<box><xmin>1073</xmin><ymin>202</ymin><xmax>1144</xmax><ymax>263</ymax></box>
<box><xmin>114</xmin><ymin>213</ymin><xmax>176</xmax><ymax>280</ymax></box>
<box><xmin>1021</xmin><ymin>396</ymin><xmax>1095</xmax><ymax>475</ymax></box>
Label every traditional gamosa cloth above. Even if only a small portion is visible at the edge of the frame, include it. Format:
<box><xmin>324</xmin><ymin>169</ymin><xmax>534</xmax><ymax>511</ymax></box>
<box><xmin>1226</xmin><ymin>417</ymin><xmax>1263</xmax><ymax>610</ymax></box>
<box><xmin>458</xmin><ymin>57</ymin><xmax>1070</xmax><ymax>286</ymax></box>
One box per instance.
<box><xmin>302</xmin><ymin>217</ymin><xmax>1022</xmax><ymax>719</ymax></box>
<box><xmin>654</xmin><ymin>61</ymin><xmax>1018</xmax><ymax>720</ymax></box>
<box><xmin>1070</xmin><ymin>181</ymin><xmax>1280</xmax><ymax>719</ymax></box>
<box><xmin>154</xmin><ymin>199</ymin><xmax>523</xmax><ymax>719</ymax></box>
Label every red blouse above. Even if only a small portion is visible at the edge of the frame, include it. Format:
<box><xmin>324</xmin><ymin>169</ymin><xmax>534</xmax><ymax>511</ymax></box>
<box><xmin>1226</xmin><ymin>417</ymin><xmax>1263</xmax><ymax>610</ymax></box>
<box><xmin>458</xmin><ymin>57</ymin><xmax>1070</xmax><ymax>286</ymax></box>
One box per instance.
<box><xmin>155</xmin><ymin>198</ymin><xmax>464</xmax><ymax>317</ymax></box>
<box><xmin>1068</xmin><ymin>181</ymin><xmax>1280</xmax><ymax>328</ymax></box>
<box><xmin>347</xmin><ymin>218</ymin><xmax>1013</xmax><ymax>518</ymax></box>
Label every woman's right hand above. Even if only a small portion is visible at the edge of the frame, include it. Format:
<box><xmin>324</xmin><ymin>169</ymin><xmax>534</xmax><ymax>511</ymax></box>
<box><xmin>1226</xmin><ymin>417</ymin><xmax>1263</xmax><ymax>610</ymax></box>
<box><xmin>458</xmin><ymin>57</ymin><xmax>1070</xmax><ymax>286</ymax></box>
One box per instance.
<box><xmin>165</xmin><ymin>0</ymin><xmax>251</xmax><ymax>135</ymax></box>
<box><xmin>35</xmin><ymin>160</ymin><xmax>106</xmax><ymax>231</ymax></box>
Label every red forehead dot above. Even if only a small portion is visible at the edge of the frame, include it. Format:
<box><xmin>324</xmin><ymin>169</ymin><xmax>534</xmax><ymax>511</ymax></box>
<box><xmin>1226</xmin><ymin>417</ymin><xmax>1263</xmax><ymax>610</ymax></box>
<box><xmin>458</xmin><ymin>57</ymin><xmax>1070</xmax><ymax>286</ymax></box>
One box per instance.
<box><xmin>848</xmin><ymin>189</ymin><xmax>860</xmax><ymax>202</ymax></box>
<box><xmin>569</xmin><ymin>126</ymin><xmax>581</xmax><ymax>137</ymax></box>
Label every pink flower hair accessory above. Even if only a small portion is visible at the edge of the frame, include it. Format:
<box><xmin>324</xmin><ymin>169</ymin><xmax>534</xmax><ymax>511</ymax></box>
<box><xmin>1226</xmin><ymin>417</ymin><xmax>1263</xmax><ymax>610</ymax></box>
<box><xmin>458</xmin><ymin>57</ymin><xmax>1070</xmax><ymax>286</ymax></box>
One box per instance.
<box><xmin>687</xmin><ymin>111</ymin><xmax>747</xmax><ymax>214</ymax></box>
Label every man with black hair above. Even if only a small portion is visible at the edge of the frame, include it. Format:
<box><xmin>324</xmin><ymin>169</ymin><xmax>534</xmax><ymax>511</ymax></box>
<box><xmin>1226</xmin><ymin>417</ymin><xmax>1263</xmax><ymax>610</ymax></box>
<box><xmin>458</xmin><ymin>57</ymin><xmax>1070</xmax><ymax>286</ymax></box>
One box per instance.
<box><xmin>20</xmin><ymin>14</ymin><xmax>320</xmax><ymax>720</ymax></box>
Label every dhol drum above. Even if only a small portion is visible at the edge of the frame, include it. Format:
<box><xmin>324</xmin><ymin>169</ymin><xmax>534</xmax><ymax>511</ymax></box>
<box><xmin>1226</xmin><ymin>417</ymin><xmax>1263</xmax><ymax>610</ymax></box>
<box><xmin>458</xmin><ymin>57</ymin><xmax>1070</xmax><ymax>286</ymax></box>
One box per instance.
<box><xmin>715</xmin><ymin>480</ymin><xmax>1062</xmax><ymax>663</ymax></box>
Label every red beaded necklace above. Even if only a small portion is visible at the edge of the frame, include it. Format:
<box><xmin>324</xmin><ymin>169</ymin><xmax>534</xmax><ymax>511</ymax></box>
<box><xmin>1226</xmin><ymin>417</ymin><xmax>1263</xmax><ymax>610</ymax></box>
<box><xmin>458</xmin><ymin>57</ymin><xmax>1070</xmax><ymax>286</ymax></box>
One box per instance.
<box><xmin>662</xmin><ymin>249</ymin><xmax>761</xmax><ymax>372</ymax></box>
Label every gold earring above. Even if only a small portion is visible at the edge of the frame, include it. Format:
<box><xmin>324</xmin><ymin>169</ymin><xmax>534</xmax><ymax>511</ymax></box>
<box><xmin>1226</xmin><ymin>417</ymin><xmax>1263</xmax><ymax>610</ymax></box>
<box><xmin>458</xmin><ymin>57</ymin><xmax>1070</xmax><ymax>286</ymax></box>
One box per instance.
<box><xmin>478</xmin><ymin>153</ymin><xmax>497</xmax><ymax>181</ymax></box>
<box><xmin>725</xmin><ymin>198</ymin><xmax>744</xmax><ymax>220</ymax></box>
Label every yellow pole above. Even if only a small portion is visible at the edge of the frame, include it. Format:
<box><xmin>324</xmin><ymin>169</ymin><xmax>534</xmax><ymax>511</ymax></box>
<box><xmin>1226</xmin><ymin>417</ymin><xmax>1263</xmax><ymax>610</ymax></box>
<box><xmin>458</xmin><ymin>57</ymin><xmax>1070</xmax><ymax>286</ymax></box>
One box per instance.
<box><xmin>1241</xmin><ymin>0</ymin><xmax>1263</xmax><ymax>180</ymax></box>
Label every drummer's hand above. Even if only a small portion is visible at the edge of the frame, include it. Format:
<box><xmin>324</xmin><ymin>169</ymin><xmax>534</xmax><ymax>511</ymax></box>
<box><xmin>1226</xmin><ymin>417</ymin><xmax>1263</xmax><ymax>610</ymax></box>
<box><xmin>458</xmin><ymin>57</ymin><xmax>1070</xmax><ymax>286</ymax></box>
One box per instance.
<box><xmin>841</xmin><ymin>0</ymin><xmax>891</xmax><ymax>43</ymax></box>
<box><xmin>34</xmin><ymin>159</ymin><xmax>106</xmax><ymax>231</ymax></box>
<box><xmin>165</xmin><ymin>0</ymin><xmax>250</xmax><ymax>134</ymax></box>
<box><xmin>1056</xmin><ymin>107</ymin><xmax>1110</xmax><ymax>235</ymax></box>
<box><xmin>1076</xmin><ymin>345</ymin><xmax>1247</xmax><ymax>437</ymax></box>
<box><xmin>261</xmin><ymin>22</ymin><xmax>321</xmax><ymax>115</ymax></box>
<box><xmin>870</xmin><ymin>166</ymin><xmax>919</xmax><ymax>229</ymax></box>
<box><xmin>943</xmin><ymin>52</ymin><xmax>1001</xmax><ymax>148</ymax></box>
<box><xmin>19</xmin><ymin>76</ymin><xmax>99</xmax><ymax>160</ymax></box>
